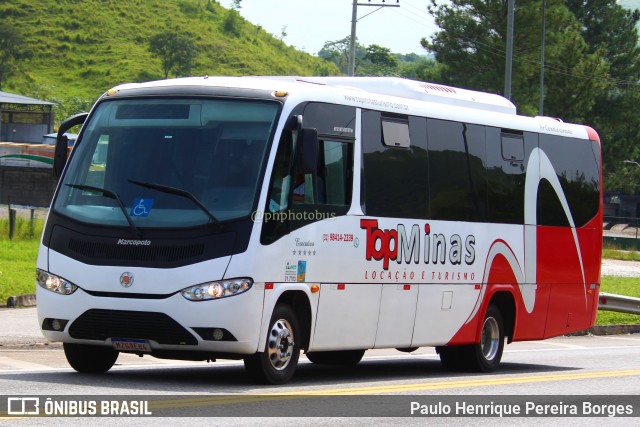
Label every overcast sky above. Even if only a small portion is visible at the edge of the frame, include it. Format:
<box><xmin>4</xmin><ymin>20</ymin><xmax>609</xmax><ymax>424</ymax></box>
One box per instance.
<box><xmin>218</xmin><ymin>0</ymin><xmax>437</xmax><ymax>55</ymax></box>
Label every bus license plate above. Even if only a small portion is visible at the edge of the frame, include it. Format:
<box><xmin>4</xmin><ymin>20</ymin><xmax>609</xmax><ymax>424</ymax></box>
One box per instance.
<box><xmin>111</xmin><ymin>338</ymin><xmax>151</xmax><ymax>352</ymax></box>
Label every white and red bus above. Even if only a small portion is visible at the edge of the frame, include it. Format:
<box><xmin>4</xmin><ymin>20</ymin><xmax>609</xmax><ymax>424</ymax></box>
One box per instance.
<box><xmin>36</xmin><ymin>76</ymin><xmax>602</xmax><ymax>384</ymax></box>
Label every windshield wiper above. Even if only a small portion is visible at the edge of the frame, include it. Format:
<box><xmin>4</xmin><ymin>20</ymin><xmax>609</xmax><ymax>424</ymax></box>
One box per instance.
<box><xmin>127</xmin><ymin>179</ymin><xmax>221</xmax><ymax>227</ymax></box>
<box><xmin>66</xmin><ymin>184</ymin><xmax>141</xmax><ymax>236</ymax></box>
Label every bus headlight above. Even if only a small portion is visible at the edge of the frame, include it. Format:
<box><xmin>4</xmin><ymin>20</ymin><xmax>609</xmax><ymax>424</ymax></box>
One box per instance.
<box><xmin>181</xmin><ymin>278</ymin><xmax>253</xmax><ymax>301</ymax></box>
<box><xmin>36</xmin><ymin>269</ymin><xmax>78</xmax><ymax>295</ymax></box>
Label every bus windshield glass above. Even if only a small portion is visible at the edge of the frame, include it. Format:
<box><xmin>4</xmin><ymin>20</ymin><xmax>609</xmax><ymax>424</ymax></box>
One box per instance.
<box><xmin>53</xmin><ymin>98</ymin><xmax>279</xmax><ymax>228</ymax></box>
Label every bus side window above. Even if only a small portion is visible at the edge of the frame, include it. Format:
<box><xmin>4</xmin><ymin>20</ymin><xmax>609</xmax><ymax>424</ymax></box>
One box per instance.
<box><xmin>293</xmin><ymin>140</ymin><xmax>351</xmax><ymax>207</ymax></box>
<box><xmin>362</xmin><ymin>111</ymin><xmax>430</xmax><ymax>219</ymax></box>
<box><xmin>279</xmin><ymin>138</ymin><xmax>353</xmax><ymax>234</ymax></box>
<box><xmin>427</xmin><ymin>119</ymin><xmax>487</xmax><ymax>222</ymax></box>
<box><xmin>261</xmin><ymin>137</ymin><xmax>354</xmax><ymax>244</ymax></box>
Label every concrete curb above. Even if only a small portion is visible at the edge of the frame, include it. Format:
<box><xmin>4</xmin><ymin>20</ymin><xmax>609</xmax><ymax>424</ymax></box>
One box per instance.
<box><xmin>567</xmin><ymin>324</ymin><xmax>640</xmax><ymax>336</ymax></box>
<box><xmin>6</xmin><ymin>294</ymin><xmax>36</xmax><ymax>308</ymax></box>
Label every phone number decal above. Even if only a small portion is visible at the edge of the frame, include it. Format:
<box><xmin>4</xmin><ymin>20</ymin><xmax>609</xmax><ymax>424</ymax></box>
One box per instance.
<box><xmin>323</xmin><ymin>233</ymin><xmax>354</xmax><ymax>243</ymax></box>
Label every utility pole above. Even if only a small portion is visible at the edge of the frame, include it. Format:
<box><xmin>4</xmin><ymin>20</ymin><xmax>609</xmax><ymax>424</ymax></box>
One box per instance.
<box><xmin>504</xmin><ymin>0</ymin><xmax>515</xmax><ymax>99</ymax></box>
<box><xmin>348</xmin><ymin>0</ymin><xmax>400</xmax><ymax>76</ymax></box>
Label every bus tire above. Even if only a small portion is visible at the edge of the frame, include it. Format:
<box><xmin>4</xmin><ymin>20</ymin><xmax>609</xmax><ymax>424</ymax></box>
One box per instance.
<box><xmin>63</xmin><ymin>343</ymin><xmax>118</xmax><ymax>373</ymax></box>
<box><xmin>437</xmin><ymin>304</ymin><xmax>505</xmax><ymax>372</ymax></box>
<box><xmin>470</xmin><ymin>304</ymin><xmax>505</xmax><ymax>372</ymax></box>
<box><xmin>306</xmin><ymin>350</ymin><xmax>365</xmax><ymax>366</ymax></box>
<box><xmin>244</xmin><ymin>304</ymin><xmax>300</xmax><ymax>385</ymax></box>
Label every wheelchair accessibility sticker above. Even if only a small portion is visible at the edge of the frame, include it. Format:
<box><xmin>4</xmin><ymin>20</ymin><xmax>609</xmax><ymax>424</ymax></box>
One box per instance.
<box><xmin>131</xmin><ymin>198</ymin><xmax>154</xmax><ymax>217</ymax></box>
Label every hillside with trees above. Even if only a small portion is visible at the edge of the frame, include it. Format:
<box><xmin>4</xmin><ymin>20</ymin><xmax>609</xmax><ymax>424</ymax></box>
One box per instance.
<box><xmin>0</xmin><ymin>0</ymin><xmax>338</xmax><ymax>119</ymax></box>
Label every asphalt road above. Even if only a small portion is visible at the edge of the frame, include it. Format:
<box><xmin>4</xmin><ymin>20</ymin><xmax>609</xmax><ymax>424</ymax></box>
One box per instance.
<box><xmin>0</xmin><ymin>308</ymin><xmax>638</xmax><ymax>425</ymax></box>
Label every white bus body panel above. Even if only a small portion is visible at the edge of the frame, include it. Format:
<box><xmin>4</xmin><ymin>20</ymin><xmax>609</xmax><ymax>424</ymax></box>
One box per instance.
<box><xmin>313</xmin><ymin>283</ymin><xmax>382</xmax><ymax>351</ymax></box>
<box><xmin>374</xmin><ymin>284</ymin><xmax>418</xmax><ymax>348</ymax></box>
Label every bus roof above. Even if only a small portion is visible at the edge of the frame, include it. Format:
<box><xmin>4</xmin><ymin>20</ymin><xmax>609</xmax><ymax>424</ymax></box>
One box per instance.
<box><xmin>109</xmin><ymin>76</ymin><xmax>516</xmax><ymax>115</ymax></box>
<box><xmin>268</xmin><ymin>77</ymin><xmax>517</xmax><ymax>115</ymax></box>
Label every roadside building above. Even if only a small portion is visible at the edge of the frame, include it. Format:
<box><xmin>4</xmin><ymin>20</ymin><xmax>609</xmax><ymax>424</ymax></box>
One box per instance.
<box><xmin>0</xmin><ymin>91</ymin><xmax>54</xmax><ymax>143</ymax></box>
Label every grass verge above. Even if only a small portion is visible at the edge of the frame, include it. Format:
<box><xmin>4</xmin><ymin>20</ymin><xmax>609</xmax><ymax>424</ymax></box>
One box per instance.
<box><xmin>602</xmin><ymin>248</ymin><xmax>640</xmax><ymax>262</ymax></box>
<box><xmin>0</xmin><ymin>239</ymin><xmax>38</xmax><ymax>304</ymax></box>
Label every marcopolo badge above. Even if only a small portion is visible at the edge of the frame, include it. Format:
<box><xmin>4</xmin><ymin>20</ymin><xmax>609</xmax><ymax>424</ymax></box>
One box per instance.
<box><xmin>120</xmin><ymin>272</ymin><xmax>134</xmax><ymax>288</ymax></box>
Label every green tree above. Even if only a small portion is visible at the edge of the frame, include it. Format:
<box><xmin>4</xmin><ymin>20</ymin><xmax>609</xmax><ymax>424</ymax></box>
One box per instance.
<box><xmin>318</xmin><ymin>36</ymin><xmax>352</xmax><ymax>75</ymax></box>
<box><xmin>361</xmin><ymin>44</ymin><xmax>398</xmax><ymax>76</ymax></box>
<box><xmin>423</xmin><ymin>0</ymin><xmax>610</xmax><ymax>119</ymax></box>
<box><xmin>148</xmin><ymin>31</ymin><xmax>199</xmax><ymax>79</ymax></box>
<box><xmin>566</xmin><ymin>0</ymin><xmax>640</xmax><ymax>192</ymax></box>
<box><xmin>397</xmin><ymin>56</ymin><xmax>440</xmax><ymax>82</ymax></box>
<box><xmin>0</xmin><ymin>23</ymin><xmax>32</xmax><ymax>90</ymax></box>
<box><xmin>318</xmin><ymin>36</ymin><xmax>367</xmax><ymax>75</ymax></box>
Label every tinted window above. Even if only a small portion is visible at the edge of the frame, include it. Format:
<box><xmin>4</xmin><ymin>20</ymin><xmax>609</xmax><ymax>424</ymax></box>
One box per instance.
<box><xmin>302</xmin><ymin>103</ymin><xmax>356</xmax><ymax>138</ymax></box>
<box><xmin>427</xmin><ymin>119</ymin><xmax>487</xmax><ymax>222</ymax></box>
<box><xmin>362</xmin><ymin>111</ymin><xmax>429</xmax><ymax>219</ymax></box>
<box><xmin>486</xmin><ymin>128</ymin><xmax>535</xmax><ymax>224</ymax></box>
<box><xmin>537</xmin><ymin>135</ymin><xmax>600</xmax><ymax>227</ymax></box>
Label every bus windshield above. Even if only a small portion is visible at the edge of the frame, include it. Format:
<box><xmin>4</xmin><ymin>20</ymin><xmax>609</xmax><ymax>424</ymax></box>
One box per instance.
<box><xmin>53</xmin><ymin>98</ymin><xmax>279</xmax><ymax>228</ymax></box>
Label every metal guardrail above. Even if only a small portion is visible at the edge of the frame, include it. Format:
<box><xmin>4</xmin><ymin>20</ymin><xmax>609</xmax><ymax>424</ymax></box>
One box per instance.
<box><xmin>604</xmin><ymin>215</ymin><xmax>640</xmax><ymax>239</ymax></box>
<box><xmin>598</xmin><ymin>292</ymin><xmax>640</xmax><ymax>315</ymax></box>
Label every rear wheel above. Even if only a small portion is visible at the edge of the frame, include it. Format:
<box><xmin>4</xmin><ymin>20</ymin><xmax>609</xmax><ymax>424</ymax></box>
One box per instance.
<box><xmin>306</xmin><ymin>349</ymin><xmax>365</xmax><ymax>366</ymax></box>
<box><xmin>63</xmin><ymin>343</ymin><xmax>118</xmax><ymax>373</ymax></box>
<box><xmin>244</xmin><ymin>304</ymin><xmax>300</xmax><ymax>385</ymax></box>
<box><xmin>437</xmin><ymin>304</ymin><xmax>505</xmax><ymax>372</ymax></box>
<box><xmin>475</xmin><ymin>305</ymin><xmax>504</xmax><ymax>371</ymax></box>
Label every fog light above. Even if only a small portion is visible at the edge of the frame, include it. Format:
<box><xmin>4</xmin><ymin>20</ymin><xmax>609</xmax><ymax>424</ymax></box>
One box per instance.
<box><xmin>212</xmin><ymin>329</ymin><xmax>224</xmax><ymax>341</ymax></box>
<box><xmin>42</xmin><ymin>318</ymin><xmax>69</xmax><ymax>332</ymax></box>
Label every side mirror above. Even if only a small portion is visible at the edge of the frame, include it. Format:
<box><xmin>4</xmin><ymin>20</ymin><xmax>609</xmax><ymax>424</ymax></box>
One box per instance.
<box><xmin>297</xmin><ymin>128</ymin><xmax>319</xmax><ymax>175</ymax></box>
<box><xmin>54</xmin><ymin>112</ymin><xmax>88</xmax><ymax>178</ymax></box>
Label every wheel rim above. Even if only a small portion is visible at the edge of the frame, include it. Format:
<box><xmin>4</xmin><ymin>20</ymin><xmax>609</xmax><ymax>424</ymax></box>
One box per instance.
<box><xmin>481</xmin><ymin>316</ymin><xmax>500</xmax><ymax>361</ymax></box>
<box><xmin>267</xmin><ymin>318</ymin><xmax>295</xmax><ymax>371</ymax></box>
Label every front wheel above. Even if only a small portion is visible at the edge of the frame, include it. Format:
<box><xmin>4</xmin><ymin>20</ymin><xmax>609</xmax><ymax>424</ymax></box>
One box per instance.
<box><xmin>63</xmin><ymin>343</ymin><xmax>118</xmax><ymax>373</ymax></box>
<box><xmin>244</xmin><ymin>304</ymin><xmax>301</xmax><ymax>385</ymax></box>
<box><xmin>437</xmin><ymin>304</ymin><xmax>505</xmax><ymax>372</ymax></box>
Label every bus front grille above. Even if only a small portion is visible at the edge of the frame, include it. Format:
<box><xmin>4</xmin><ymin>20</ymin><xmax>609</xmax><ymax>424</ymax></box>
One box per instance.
<box><xmin>68</xmin><ymin>309</ymin><xmax>197</xmax><ymax>345</ymax></box>
<box><xmin>68</xmin><ymin>239</ymin><xmax>204</xmax><ymax>264</ymax></box>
